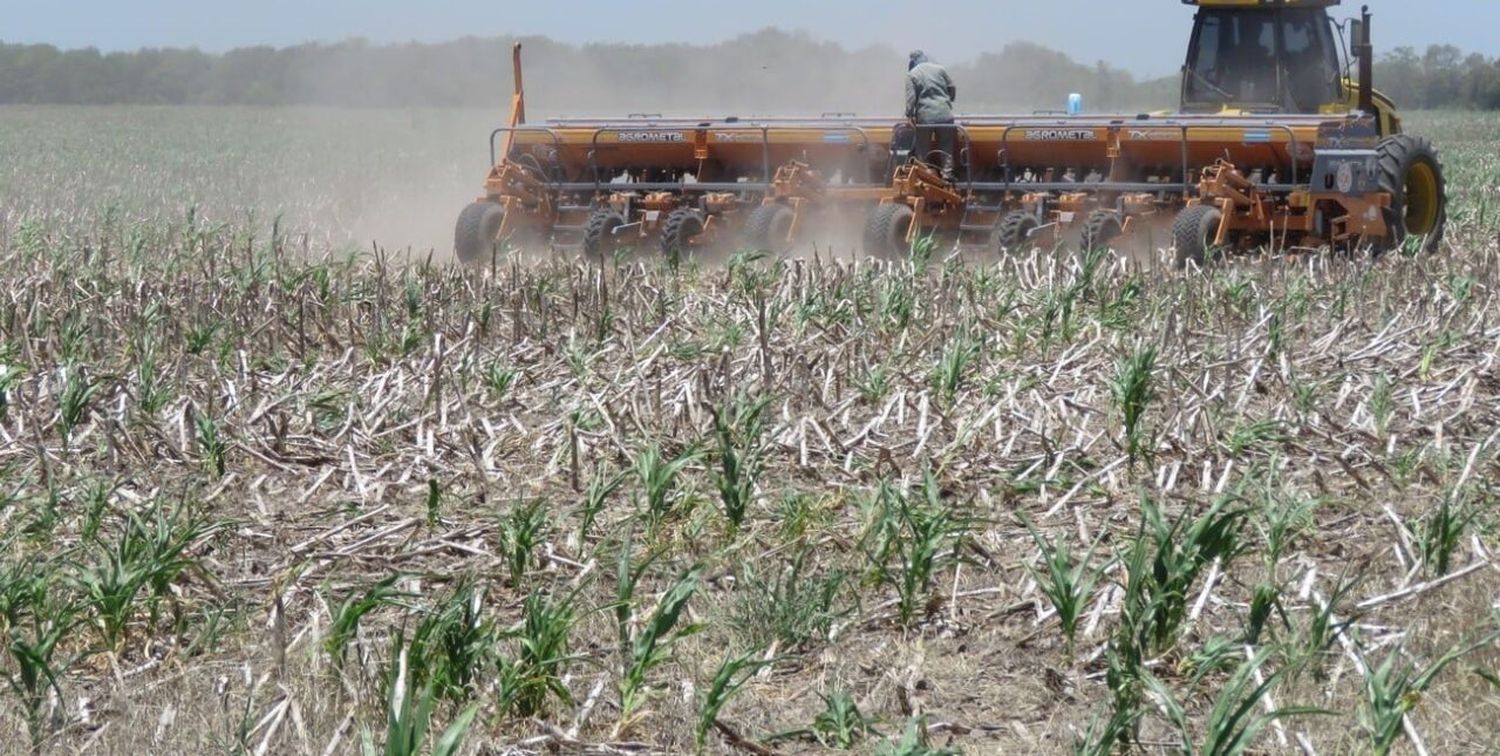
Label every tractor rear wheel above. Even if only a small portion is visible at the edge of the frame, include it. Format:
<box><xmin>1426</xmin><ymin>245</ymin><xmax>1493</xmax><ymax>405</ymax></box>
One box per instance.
<box><xmin>661</xmin><ymin>208</ymin><xmax>708</xmax><ymax>264</ymax></box>
<box><xmin>1376</xmin><ymin>134</ymin><xmax>1447</xmax><ymax>253</ymax></box>
<box><xmin>1173</xmin><ymin>205</ymin><xmax>1224</xmax><ymax>269</ymax></box>
<box><xmin>1080</xmin><ymin>210</ymin><xmax>1124</xmax><ymax>252</ymax></box>
<box><xmin>863</xmin><ymin>203</ymin><xmax>915</xmax><ymax>259</ymax></box>
<box><xmin>744</xmin><ymin>204</ymin><xmax>796</xmax><ymax>254</ymax></box>
<box><xmin>996</xmin><ymin>211</ymin><xmax>1040</xmax><ymax>253</ymax></box>
<box><xmin>454</xmin><ymin>202</ymin><xmax>505</xmax><ymax>265</ymax></box>
<box><xmin>583</xmin><ymin>209</ymin><xmax>628</xmax><ymax>258</ymax></box>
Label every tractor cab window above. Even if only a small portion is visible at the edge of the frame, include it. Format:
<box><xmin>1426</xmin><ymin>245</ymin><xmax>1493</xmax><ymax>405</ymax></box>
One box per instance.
<box><xmin>1184</xmin><ymin>9</ymin><xmax>1343</xmax><ymax>112</ymax></box>
<box><xmin>1281</xmin><ymin>14</ymin><xmax>1343</xmax><ymax>111</ymax></box>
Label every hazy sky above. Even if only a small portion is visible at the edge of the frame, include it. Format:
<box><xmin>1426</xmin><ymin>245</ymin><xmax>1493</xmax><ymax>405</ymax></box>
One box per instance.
<box><xmin>2</xmin><ymin>0</ymin><xmax>1496</xmax><ymax>76</ymax></box>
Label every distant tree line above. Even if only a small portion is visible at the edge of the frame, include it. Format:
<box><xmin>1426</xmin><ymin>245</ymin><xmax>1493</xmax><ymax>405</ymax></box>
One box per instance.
<box><xmin>0</xmin><ymin>30</ymin><xmax>1170</xmax><ymax>114</ymax></box>
<box><xmin>0</xmin><ymin>31</ymin><xmax>1493</xmax><ymax>112</ymax></box>
<box><xmin>1374</xmin><ymin>45</ymin><xmax>1500</xmax><ymax>110</ymax></box>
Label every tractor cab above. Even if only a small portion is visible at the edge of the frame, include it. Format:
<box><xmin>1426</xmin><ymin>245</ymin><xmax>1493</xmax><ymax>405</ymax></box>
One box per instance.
<box><xmin>1179</xmin><ymin>0</ymin><xmax>1399</xmax><ymax>133</ymax></box>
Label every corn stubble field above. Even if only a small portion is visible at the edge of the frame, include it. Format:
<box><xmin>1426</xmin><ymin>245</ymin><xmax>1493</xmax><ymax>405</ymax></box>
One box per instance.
<box><xmin>1</xmin><ymin>108</ymin><xmax>1499</xmax><ymax>755</ymax></box>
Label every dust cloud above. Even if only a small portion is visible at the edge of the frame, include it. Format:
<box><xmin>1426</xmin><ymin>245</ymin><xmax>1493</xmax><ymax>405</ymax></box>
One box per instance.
<box><xmin>279</xmin><ymin>33</ymin><xmax>913</xmax><ymax>258</ymax></box>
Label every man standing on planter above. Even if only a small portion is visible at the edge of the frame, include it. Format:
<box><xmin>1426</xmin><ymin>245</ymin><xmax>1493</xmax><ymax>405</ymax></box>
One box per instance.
<box><xmin>906</xmin><ymin>50</ymin><xmax>958</xmax><ymax>182</ymax></box>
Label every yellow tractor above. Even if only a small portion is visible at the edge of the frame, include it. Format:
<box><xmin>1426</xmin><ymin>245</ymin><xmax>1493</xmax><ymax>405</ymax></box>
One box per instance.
<box><xmin>1181</xmin><ymin>0</ymin><xmax>1445</xmax><ymax>248</ymax></box>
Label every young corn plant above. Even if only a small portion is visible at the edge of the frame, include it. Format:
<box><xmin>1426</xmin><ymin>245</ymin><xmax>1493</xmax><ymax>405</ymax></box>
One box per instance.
<box><xmin>612</xmin><ymin>531</ymin><xmax>658</xmax><ymax>658</ymax></box>
<box><xmin>1071</xmin><ymin>665</ymin><xmax>1148</xmax><ymax>756</ymax></box>
<box><xmin>1255</xmin><ymin>473</ymin><xmax>1315</xmax><ymax>578</ymax></box>
<box><xmin>56</xmin><ymin>313</ymin><xmax>90</xmax><ymax>367</ymax></box>
<box><xmin>406</xmin><ymin>579</ymin><xmax>494</xmax><ymax>705</ymax></box>
<box><xmin>70</xmin><ymin>500</ymin><xmax>222</xmax><ymax>652</ymax></box>
<box><xmin>134</xmin><ymin>500</ymin><xmax>225</xmax><ymax>626</ymax></box>
<box><xmin>1475</xmin><ymin>666</ymin><xmax>1500</xmax><ymax>693</ymax></box>
<box><xmin>484</xmin><ymin>361</ymin><xmax>519</xmax><ymax>403</ymax></box>
<box><xmin>362</xmin><ymin>634</ymin><xmax>479</xmax><ymax>756</ymax></box>
<box><xmin>765</xmin><ymin>687</ymin><xmax>872</xmax><ymax>747</ymax></box>
<box><xmin>1072</xmin><ymin>708</ymin><xmax>1141</xmax><ymax>756</ymax></box>
<box><xmin>1096</xmin><ymin>523</ymin><xmax>1162</xmax><ymax>753</ymax></box>
<box><xmin>1100</xmin><ymin>275</ymin><xmax>1144</xmax><ymax>332</ymax></box>
<box><xmin>184</xmin><ymin>321</ymin><xmax>220</xmax><ymax>356</ymax></box>
<box><xmin>1119</xmin><ymin>493</ymin><xmax>1247</xmax><ymax>658</ymax></box>
<box><xmin>77</xmin><ymin>478</ymin><xmax>115</xmax><ymax>542</ymax></box>
<box><xmin>709</xmin><ymin>393</ymin><xmax>769</xmax><ymax>535</ymax></box>
<box><xmin>812</xmin><ymin>689</ymin><xmax>874</xmax><ymax>750</ymax></box>
<box><xmin>708</xmin><ymin>393</ymin><xmax>768</xmax><ymax>534</ymax></box>
<box><xmin>877</xmin><ymin>276</ymin><xmax>915</xmax><ymax>331</ymax></box>
<box><xmin>194</xmin><ymin>413</ymin><xmax>229</xmax><ymax>478</ymax></box>
<box><xmin>616</xmin><ymin>564</ymin><xmax>704</xmax><ymax>735</ymax></box>
<box><xmin>1224</xmin><ymin>419</ymin><xmax>1290</xmax><ymax>458</ymax></box>
<box><xmin>497</xmin><ymin>498</ymin><xmax>549</xmax><ymax>586</ymax></box>
<box><xmin>1417</xmin><ymin>488</ymin><xmax>1486</xmax><ymax>577</ymax></box>
<box><xmin>907</xmin><ymin>234</ymin><xmax>939</xmax><ymax>273</ymax></box>
<box><xmin>875</xmin><ymin>716</ymin><xmax>958</xmax><ymax>756</ymax></box>
<box><xmin>1022</xmin><ymin>515</ymin><xmax>1108</xmax><ymax>660</ymax></box>
<box><xmin>500</xmin><ymin>589</ymin><xmax>579</xmax><ymax>718</ymax></box>
<box><xmin>860</xmin><ymin>483</ymin><xmax>901</xmax><ymax>583</ymax></box>
<box><xmin>22</xmin><ymin>484</ymin><xmax>62</xmax><ymax>541</ymax></box>
<box><xmin>325</xmin><ymin>574</ymin><xmax>410</xmax><ymax>675</ymax></box>
<box><xmin>2</xmin><ymin>561</ymin><xmax>87</xmax><ymax>753</ymax></box>
<box><xmin>578</xmin><ymin>466</ymin><xmax>627</xmax><ymax>543</ymax></box>
<box><xmin>931</xmin><ymin>334</ymin><xmax>979</xmax><ymax>406</ymax></box>
<box><xmin>634</xmin><ymin>443</ymin><xmax>701</xmax><ymax>527</ymax></box>
<box><xmin>134</xmin><ymin>338</ymin><xmax>172</xmax><ymax>416</ymax></box>
<box><xmin>6</xmin><ymin>612</ymin><xmax>77</xmax><ymax>753</ymax></box>
<box><xmin>853</xmin><ymin>361</ymin><xmax>893</xmax><ymax>405</ymax></box>
<box><xmin>726</xmin><ymin>249</ymin><xmax>773</xmax><ymax>293</ymax></box>
<box><xmin>695</xmin><ymin>647</ymin><xmax>775</xmax><ymax>753</ymax></box>
<box><xmin>1036</xmin><ymin>248</ymin><xmax>1107</xmax><ymax>343</ymax></box>
<box><xmin>862</xmin><ymin>472</ymin><xmax>971</xmax><ymax>628</ymax></box>
<box><xmin>1358</xmin><ymin>632</ymin><xmax>1500</xmax><ymax>756</ymax></box>
<box><xmin>1244</xmin><ymin>582</ymin><xmax>1285</xmax><ymax>646</ymax></box>
<box><xmin>1282</xmin><ymin>570</ymin><xmax>1362</xmax><ymax>682</ymax></box>
<box><xmin>1145</xmin><ymin>649</ymin><xmax>1330</xmax><ymax>756</ymax></box>
<box><xmin>57</xmin><ymin>365</ymin><xmax>96</xmax><ymax>442</ymax></box>
<box><xmin>1109</xmin><ymin>345</ymin><xmax>1158</xmax><ymax>468</ymax></box>
<box><xmin>1182</xmin><ymin>635</ymin><xmax>1244</xmax><ymax>686</ymax></box>
<box><xmin>1245</xmin><ymin>473</ymin><xmax>1313</xmax><ymax>644</ymax></box>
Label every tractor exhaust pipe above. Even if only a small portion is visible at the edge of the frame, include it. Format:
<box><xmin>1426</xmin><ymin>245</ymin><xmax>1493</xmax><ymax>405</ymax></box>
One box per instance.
<box><xmin>496</xmin><ymin>44</ymin><xmax>527</xmax><ymax>168</ymax></box>
<box><xmin>1357</xmin><ymin>5</ymin><xmax>1374</xmax><ymax>114</ymax></box>
<box><xmin>512</xmin><ymin>43</ymin><xmax>527</xmax><ymax>126</ymax></box>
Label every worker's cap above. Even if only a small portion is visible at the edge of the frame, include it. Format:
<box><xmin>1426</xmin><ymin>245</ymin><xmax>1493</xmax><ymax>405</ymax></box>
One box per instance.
<box><xmin>908</xmin><ymin>50</ymin><xmax>930</xmax><ymax>69</ymax></box>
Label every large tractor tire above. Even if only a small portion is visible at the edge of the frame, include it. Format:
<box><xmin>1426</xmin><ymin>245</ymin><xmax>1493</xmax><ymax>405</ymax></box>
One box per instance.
<box><xmin>1173</xmin><ymin>205</ymin><xmax>1224</xmax><ymax>270</ymax></box>
<box><xmin>1080</xmin><ymin>210</ymin><xmax>1124</xmax><ymax>252</ymax></box>
<box><xmin>863</xmin><ymin>203</ymin><xmax>916</xmax><ymax>259</ymax></box>
<box><xmin>454</xmin><ymin>202</ymin><xmax>505</xmax><ymax>265</ymax></box>
<box><xmin>996</xmin><ymin>210</ymin><xmax>1040</xmax><ymax>253</ymax></box>
<box><xmin>1376</xmin><ymin>134</ymin><xmax>1447</xmax><ymax>253</ymax></box>
<box><xmin>583</xmin><ymin>209</ymin><xmax>628</xmax><ymax>258</ymax></box>
<box><xmin>661</xmin><ymin>208</ymin><xmax>708</xmax><ymax>264</ymax></box>
<box><xmin>744</xmin><ymin>204</ymin><xmax>796</xmax><ymax>254</ymax></box>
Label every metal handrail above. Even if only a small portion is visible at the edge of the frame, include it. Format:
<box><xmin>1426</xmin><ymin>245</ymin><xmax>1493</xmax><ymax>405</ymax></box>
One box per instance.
<box><xmin>889</xmin><ymin>122</ymin><xmax>975</xmax><ymax>189</ymax></box>
<box><xmin>488</xmin><ymin>125</ymin><xmax>565</xmax><ymax>168</ymax></box>
<box><xmin>489</xmin><ymin>117</ymin><xmax>1320</xmax><ymax>205</ymax></box>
